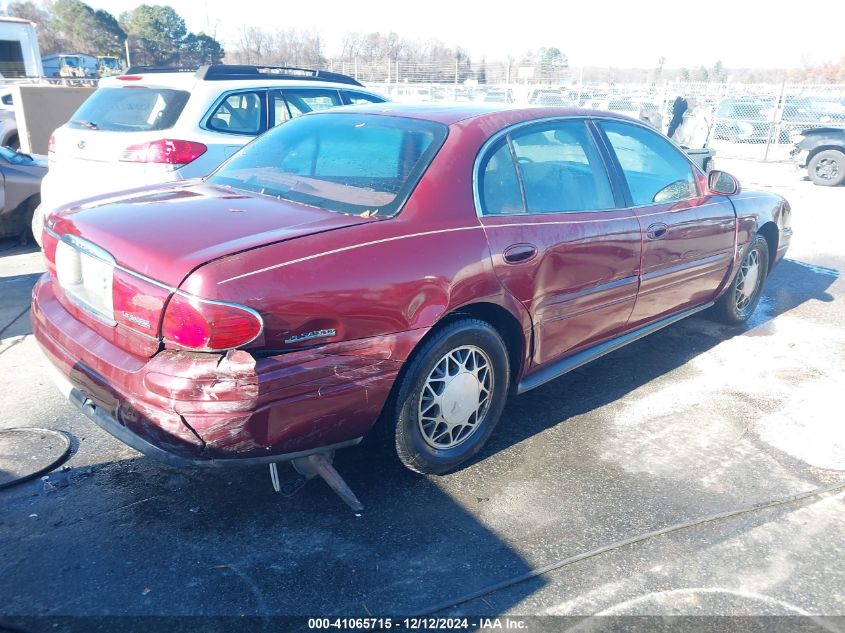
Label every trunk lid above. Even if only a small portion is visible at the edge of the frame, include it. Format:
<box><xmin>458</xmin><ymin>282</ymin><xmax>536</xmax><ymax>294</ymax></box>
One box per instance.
<box><xmin>49</xmin><ymin>182</ymin><xmax>372</xmax><ymax>287</ymax></box>
<box><xmin>45</xmin><ymin>182</ymin><xmax>371</xmax><ymax>357</ymax></box>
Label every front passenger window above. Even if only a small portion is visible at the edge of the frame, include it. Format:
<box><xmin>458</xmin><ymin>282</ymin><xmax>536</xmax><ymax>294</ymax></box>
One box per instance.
<box><xmin>343</xmin><ymin>91</ymin><xmax>386</xmax><ymax>105</ymax></box>
<box><xmin>600</xmin><ymin>120</ymin><xmax>698</xmax><ymax>205</ymax></box>
<box><xmin>282</xmin><ymin>89</ymin><xmax>343</xmax><ymax>118</ymax></box>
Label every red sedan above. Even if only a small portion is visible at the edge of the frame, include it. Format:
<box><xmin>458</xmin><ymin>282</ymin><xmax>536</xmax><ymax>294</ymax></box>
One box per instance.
<box><xmin>33</xmin><ymin>104</ymin><xmax>791</xmax><ymax>504</ymax></box>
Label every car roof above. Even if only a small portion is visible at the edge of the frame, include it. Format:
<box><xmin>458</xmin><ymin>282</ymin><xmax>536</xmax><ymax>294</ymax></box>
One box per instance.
<box><xmin>320</xmin><ymin>102</ymin><xmax>631</xmax><ymax>126</ymax></box>
<box><xmin>98</xmin><ymin>74</ymin><xmax>376</xmax><ymax>93</ymax></box>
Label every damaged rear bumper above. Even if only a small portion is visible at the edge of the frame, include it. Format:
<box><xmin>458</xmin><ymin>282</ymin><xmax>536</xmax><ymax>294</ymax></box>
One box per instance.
<box><xmin>48</xmin><ymin>363</ymin><xmax>360</xmax><ymax>467</ymax></box>
<box><xmin>32</xmin><ymin>274</ymin><xmax>425</xmax><ymax>466</ymax></box>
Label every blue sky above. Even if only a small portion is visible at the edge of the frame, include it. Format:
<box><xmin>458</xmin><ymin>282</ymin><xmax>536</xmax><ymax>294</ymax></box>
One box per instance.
<box><xmin>85</xmin><ymin>0</ymin><xmax>844</xmax><ymax>69</ymax></box>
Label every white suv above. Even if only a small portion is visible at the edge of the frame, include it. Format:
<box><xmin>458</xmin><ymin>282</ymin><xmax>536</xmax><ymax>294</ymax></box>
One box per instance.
<box><xmin>34</xmin><ymin>64</ymin><xmax>386</xmax><ymax>243</ymax></box>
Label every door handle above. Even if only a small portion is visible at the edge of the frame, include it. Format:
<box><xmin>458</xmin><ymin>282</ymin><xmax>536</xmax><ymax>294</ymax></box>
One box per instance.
<box><xmin>646</xmin><ymin>223</ymin><xmax>668</xmax><ymax>240</ymax></box>
<box><xmin>503</xmin><ymin>243</ymin><xmax>537</xmax><ymax>264</ymax></box>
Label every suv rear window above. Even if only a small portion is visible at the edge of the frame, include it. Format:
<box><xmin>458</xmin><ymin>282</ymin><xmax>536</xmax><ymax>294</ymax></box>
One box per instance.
<box><xmin>68</xmin><ymin>87</ymin><xmax>190</xmax><ymax>132</ymax></box>
<box><xmin>208</xmin><ymin>113</ymin><xmax>447</xmax><ymax>217</ymax></box>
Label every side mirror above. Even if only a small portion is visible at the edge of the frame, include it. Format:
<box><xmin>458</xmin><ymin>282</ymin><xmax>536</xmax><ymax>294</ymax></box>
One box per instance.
<box><xmin>708</xmin><ymin>170</ymin><xmax>741</xmax><ymax>196</ymax></box>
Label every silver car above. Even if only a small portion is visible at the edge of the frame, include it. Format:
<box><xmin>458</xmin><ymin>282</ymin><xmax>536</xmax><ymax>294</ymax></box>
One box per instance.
<box><xmin>0</xmin><ymin>146</ymin><xmax>46</xmax><ymax>244</ymax></box>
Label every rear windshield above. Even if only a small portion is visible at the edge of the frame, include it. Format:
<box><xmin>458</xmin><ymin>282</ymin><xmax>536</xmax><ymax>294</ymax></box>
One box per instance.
<box><xmin>68</xmin><ymin>87</ymin><xmax>190</xmax><ymax>132</ymax></box>
<box><xmin>208</xmin><ymin>113</ymin><xmax>448</xmax><ymax>218</ymax></box>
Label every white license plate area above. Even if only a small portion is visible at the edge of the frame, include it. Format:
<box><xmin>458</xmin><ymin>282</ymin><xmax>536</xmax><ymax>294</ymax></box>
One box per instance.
<box><xmin>55</xmin><ymin>239</ymin><xmax>115</xmax><ymax>322</ymax></box>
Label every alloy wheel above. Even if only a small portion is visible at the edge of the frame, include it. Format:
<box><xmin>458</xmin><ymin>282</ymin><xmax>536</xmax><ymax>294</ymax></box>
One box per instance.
<box><xmin>814</xmin><ymin>157</ymin><xmax>839</xmax><ymax>181</ymax></box>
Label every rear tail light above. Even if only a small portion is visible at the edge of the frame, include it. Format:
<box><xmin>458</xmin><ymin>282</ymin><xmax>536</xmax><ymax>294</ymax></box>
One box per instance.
<box><xmin>162</xmin><ymin>293</ymin><xmax>263</xmax><ymax>351</ymax></box>
<box><xmin>120</xmin><ymin>139</ymin><xmax>207</xmax><ymax>165</ymax></box>
<box><xmin>116</xmin><ymin>75</ymin><xmax>143</xmax><ymax>81</ymax></box>
<box><xmin>112</xmin><ymin>268</ymin><xmax>170</xmax><ymax>336</ymax></box>
<box><xmin>48</xmin><ymin>134</ymin><xmax>55</xmax><ymax>153</ymax></box>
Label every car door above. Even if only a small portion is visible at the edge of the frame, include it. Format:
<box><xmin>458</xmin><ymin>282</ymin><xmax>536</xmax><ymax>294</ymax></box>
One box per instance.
<box><xmin>478</xmin><ymin>118</ymin><xmax>642</xmax><ymax>367</ymax></box>
<box><xmin>595</xmin><ymin>119</ymin><xmax>736</xmax><ymax>328</ymax></box>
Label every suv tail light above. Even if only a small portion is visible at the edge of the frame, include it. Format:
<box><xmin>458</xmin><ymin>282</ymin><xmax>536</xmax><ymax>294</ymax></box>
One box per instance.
<box><xmin>120</xmin><ymin>139</ymin><xmax>207</xmax><ymax>166</ymax></box>
<box><xmin>162</xmin><ymin>293</ymin><xmax>263</xmax><ymax>351</ymax></box>
<box><xmin>48</xmin><ymin>134</ymin><xmax>55</xmax><ymax>153</ymax></box>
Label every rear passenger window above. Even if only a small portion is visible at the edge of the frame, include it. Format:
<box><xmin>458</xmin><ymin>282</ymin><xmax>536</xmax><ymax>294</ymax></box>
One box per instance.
<box><xmin>343</xmin><ymin>91</ymin><xmax>386</xmax><ymax>105</ymax></box>
<box><xmin>600</xmin><ymin>120</ymin><xmax>698</xmax><ymax>205</ymax></box>
<box><xmin>479</xmin><ymin>141</ymin><xmax>524</xmax><ymax>215</ymax></box>
<box><xmin>208</xmin><ymin>91</ymin><xmax>264</xmax><ymax>135</ymax></box>
<box><xmin>282</xmin><ymin>89</ymin><xmax>342</xmax><ymax>118</ymax></box>
<box><xmin>510</xmin><ymin>121</ymin><xmax>615</xmax><ymax>213</ymax></box>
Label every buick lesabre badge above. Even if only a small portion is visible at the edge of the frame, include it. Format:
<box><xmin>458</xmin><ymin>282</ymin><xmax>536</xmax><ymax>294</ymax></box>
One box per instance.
<box><xmin>123</xmin><ymin>313</ymin><xmax>151</xmax><ymax>329</ymax></box>
<box><xmin>284</xmin><ymin>329</ymin><xmax>336</xmax><ymax>344</ymax></box>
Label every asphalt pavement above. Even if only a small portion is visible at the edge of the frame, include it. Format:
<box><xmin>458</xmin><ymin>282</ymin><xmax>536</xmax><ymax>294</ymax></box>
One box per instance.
<box><xmin>0</xmin><ymin>159</ymin><xmax>843</xmax><ymax>631</ymax></box>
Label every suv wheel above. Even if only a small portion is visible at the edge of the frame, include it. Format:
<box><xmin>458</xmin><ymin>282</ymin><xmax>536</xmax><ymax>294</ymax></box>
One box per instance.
<box><xmin>808</xmin><ymin>149</ymin><xmax>845</xmax><ymax>187</ymax></box>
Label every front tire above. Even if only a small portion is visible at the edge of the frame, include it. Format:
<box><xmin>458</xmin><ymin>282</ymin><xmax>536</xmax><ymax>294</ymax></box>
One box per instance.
<box><xmin>712</xmin><ymin>235</ymin><xmax>769</xmax><ymax>324</ymax></box>
<box><xmin>808</xmin><ymin>149</ymin><xmax>845</xmax><ymax>186</ymax></box>
<box><xmin>391</xmin><ymin>319</ymin><xmax>510</xmax><ymax>475</ymax></box>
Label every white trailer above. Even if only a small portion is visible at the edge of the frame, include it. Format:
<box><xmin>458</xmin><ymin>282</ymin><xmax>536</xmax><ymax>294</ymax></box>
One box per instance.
<box><xmin>0</xmin><ymin>17</ymin><xmax>43</xmax><ymax>78</ymax></box>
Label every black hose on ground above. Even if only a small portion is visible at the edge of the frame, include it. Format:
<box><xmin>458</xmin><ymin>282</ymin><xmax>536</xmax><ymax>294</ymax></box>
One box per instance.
<box><xmin>412</xmin><ymin>479</ymin><xmax>845</xmax><ymax>616</ymax></box>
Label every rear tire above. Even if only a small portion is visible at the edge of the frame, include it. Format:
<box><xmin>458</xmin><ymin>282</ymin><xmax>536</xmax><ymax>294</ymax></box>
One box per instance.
<box><xmin>712</xmin><ymin>235</ymin><xmax>769</xmax><ymax>324</ymax></box>
<box><xmin>390</xmin><ymin>318</ymin><xmax>510</xmax><ymax>475</ymax></box>
<box><xmin>808</xmin><ymin>149</ymin><xmax>845</xmax><ymax>186</ymax></box>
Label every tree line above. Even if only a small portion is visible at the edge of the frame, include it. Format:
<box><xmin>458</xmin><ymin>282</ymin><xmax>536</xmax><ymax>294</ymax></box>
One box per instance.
<box><xmin>227</xmin><ymin>28</ymin><xmax>570</xmax><ymax>84</ymax></box>
<box><xmin>4</xmin><ymin>2</ymin><xmax>841</xmax><ymax>84</ymax></box>
<box><xmin>4</xmin><ymin>0</ymin><xmax>224</xmax><ymax>66</ymax></box>
<box><xmin>228</xmin><ymin>28</ymin><xmax>480</xmax><ymax>82</ymax></box>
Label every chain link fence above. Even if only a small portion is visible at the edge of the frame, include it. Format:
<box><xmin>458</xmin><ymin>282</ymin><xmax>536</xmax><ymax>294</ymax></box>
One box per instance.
<box><xmin>318</xmin><ymin>58</ymin><xmax>844</xmax><ymax>162</ymax></box>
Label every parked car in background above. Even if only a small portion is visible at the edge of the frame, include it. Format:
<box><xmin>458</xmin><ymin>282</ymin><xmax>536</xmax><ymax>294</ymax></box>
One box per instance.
<box><xmin>713</xmin><ymin>98</ymin><xmax>774</xmax><ymax>143</ymax></box>
<box><xmin>32</xmin><ymin>64</ymin><xmax>388</xmax><ymax>245</ymax></box>
<box><xmin>599</xmin><ymin>98</ymin><xmax>663</xmax><ymax>130</ymax></box>
<box><xmin>391</xmin><ymin>86</ymin><xmax>433</xmax><ymax>102</ymax></box>
<box><xmin>33</xmin><ymin>104</ymin><xmax>791</xmax><ymax>508</ymax></box>
<box><xmin>480</xmin><ymin>88</ymin><xmax>514</xmax><ymax>103</ymax></box>
<box><xmin>782</xmin><ymin>96</ymin><xmax>845</xmax><ymax>126</ymax></box>
<box><xmin>528</xmin><ymin>88</ymin><xmax>569</xmax><ymax>105</ymax></box>
<box><xmin>0</xmin><ymin>146</ymin><xmax>45</xmax><ymax>242</ymax></box>
<box><xmin>636</xmin><ymin>101</ymin><xmax>664</xmax><ymax>130</ymax></box>
<box><xmin>790</xmin><ymin>127</ymin><xmax>845</xmax><ymax>186</ymax></box>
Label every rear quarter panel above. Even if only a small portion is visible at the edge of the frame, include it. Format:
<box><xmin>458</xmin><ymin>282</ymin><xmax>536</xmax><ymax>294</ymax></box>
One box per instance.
<box><xmin>178</xmin><ymin>120</ymin><xmax>533</xmax><ymax>366</ymax></box>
